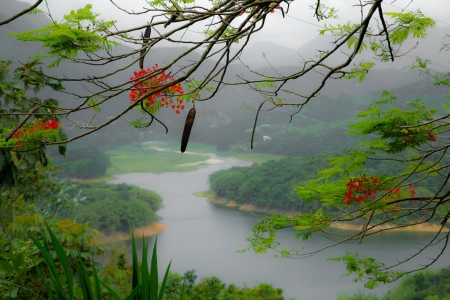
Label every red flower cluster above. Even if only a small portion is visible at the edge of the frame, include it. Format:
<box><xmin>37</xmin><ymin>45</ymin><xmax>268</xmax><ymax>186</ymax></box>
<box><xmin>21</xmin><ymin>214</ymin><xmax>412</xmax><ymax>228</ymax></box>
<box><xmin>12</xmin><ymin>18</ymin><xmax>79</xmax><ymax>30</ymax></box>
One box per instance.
<box><xmin>381</xmin><ymin>184</ymin><xmax>418</xmax><ymax>211</ymax></box>
<box><xmin>129</xmin><ymin>64</ymin><xmax>185</xmax><ymax>114</ymax></box>
<box><xmin>344</xmin><ymin>175</ymin><xmax>380</xmax><ymax>205</ymax></box>
<box><xmin>407</xmin><ymin>184</ymin><xmax>418</xmax><ymax>203</ymax></box>
<box><xmin>386</xmin><ymin>184</ymin><xmax>417</xmax><ymax>198</ymax></box>
<box><xmin>12</xmin><ymin>118</ymin><xmax>60</xmax><ymax>148</ymax></box>
<box><xmin>160</xmin><ymin>98</ymin><xmax>185</xmax><ymax>115</ymax></box>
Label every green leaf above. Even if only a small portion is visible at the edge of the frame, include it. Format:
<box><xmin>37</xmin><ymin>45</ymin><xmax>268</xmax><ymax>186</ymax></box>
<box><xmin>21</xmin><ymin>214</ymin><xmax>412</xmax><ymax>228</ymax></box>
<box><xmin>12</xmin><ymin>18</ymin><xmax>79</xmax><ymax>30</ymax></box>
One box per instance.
<box><xmin>26</xmin><ymin>230</ymin><xmax>66</xmax><ymax>299</ymax></box>
<box><xmin>131</xmin><ymin>232</ymin><xmax>140</xmax><ymax>300</ymax></box>
<box><xmin>0</xmin><ymin>261</ymin><xmax>14</xmax><ymax>273</ymax></box>
<box><xmin>45</xmin><ymin>224</ymin><xmax>74</xmax><ymax>299</ymax></box>
<box><xmin>158</xmin><ymin>260</ymin><xmax>171</xmax><ymax>300</ymax></box>
<box><xmin>12</xmin><ymin>252</ymin><xmax>25</xmax><ymax>269</ymax></box>
<box><xmin>150</xmin><ymin>236</ymin><xmax>159</xmax><ymax>299</ymax></box>
<box><xmin>100</xmin><ymin>280</ymin><xmax>122</xmax><ymax>300</ymax></box>
<box><xmin>92</xmin><ymin>263</ymin><xmax>102</xmax><ymax>300</ymax></box>
<box><xmin>28</xmin><ymin>8</ymin><xmax>43</xmax><ymax>14</ymax></box>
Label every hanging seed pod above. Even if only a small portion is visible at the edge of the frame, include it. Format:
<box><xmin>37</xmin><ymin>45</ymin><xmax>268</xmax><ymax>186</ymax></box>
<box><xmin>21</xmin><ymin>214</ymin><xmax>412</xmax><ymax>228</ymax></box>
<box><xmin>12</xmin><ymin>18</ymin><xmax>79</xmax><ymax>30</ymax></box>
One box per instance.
<box><xmin>164</xmin><ymin>14</ymin><xmax>178</xmax><ymax>28</ymax></box>
<box><xmin>181</xmin><ymin>108</ymin><xmax>196</xmax><ymax>153</ymax></box>
<box><xmin>139</xmin><ymin>26</ymin><xmax>151</xmax><ymax>70</ymax></box>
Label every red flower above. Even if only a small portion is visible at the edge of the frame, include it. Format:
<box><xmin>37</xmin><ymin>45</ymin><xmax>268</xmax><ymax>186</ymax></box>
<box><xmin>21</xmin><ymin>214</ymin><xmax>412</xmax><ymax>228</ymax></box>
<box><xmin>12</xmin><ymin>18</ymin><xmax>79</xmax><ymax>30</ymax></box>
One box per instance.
<box><xmin>429</xmin><ymin>135</ymin><xmax>437</xmax><ymax>142</ymax></box>
<box><xmin>343</xmin><ymin>175</ymin><xmax>380</xmax><ymax>205</ymax></box>
<box><xmin>128</xmin><ymin>65</ymin><xmax>185</xmax><ymax>115</ymax></box>
<box><xmin>12</xmin><ymin>118</ymin><xmax>60</xmax><ymax>148</ymax></box>
<box><xmin>47</xmin><ymin>118</ymin><xmax>60</xmax><ymax>129</ymax></box>
<box><xmin>408</xmin><ymin>184</ymin><xmax>417</xmax><ymax>196</ymax></box>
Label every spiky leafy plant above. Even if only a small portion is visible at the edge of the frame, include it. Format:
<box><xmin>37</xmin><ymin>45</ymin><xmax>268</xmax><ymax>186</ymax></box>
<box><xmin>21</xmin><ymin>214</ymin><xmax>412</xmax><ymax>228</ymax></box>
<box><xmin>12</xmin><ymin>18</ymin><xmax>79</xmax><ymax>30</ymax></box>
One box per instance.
<box><xmin>23</xmin><ymin>225</ymin><xmax>183</xmax><ymax>300</ymax></box>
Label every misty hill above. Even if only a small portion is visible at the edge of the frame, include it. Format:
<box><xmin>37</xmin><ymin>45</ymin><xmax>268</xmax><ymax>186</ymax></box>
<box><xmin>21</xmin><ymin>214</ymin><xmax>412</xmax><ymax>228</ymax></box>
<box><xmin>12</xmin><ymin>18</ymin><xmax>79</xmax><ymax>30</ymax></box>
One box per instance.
<box><xmin>2</xmin><ymin>1</ymin><xmax>448</xmax><ymax>155</ymax></box>
<box><xmin>234</xmin><ymin>26</ymin><xmax>450</xmax><ymax>71</ymax></box>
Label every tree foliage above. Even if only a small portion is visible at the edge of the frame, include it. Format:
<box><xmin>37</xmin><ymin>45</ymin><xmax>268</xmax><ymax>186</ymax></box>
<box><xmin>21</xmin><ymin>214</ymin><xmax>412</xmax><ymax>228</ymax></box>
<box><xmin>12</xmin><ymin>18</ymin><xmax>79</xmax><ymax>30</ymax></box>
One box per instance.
<box><xmin>58</xmin><ymin>183</ymin><xmax>163</xmax><ymax>234</ymax></box>
<box><xmin>339</xmin><ymin>265</ymin><xmax>450</xmax><ymax>300</ymax></box>
<box><xmin>0</xmin><ymin>214</ymin><xmax>103</xmax><ymax>299</ymax></box>
<box><xmin>50</xmin><ymin>141</ymin><xmax>110</xmax><ymax>179</ymax></box>
<box><xmin>209</xmin><ymin>154</ymin><xmax>332</xmax><ymax>210</ymax></box>
<box><xmin>242</xmin><ymin>83</ymin><xmax>450</xmax><ymax>286</ymax></box>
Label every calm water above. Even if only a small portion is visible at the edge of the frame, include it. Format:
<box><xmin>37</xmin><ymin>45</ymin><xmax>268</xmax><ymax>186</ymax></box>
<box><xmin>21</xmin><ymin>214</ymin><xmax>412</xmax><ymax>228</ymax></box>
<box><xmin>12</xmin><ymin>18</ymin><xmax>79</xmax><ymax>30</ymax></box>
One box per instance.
<box><xmin>110</xmin><ymin>155</ymin><xmax>449</xmax><ymax>299</ymax></box>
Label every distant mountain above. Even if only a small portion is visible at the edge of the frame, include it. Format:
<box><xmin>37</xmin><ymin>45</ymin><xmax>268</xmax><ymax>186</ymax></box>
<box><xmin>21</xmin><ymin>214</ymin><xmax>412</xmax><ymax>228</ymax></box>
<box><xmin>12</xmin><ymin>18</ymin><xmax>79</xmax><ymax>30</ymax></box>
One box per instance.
<box><xmin>295</xmin><ymin>26</ymin><xmax>450</xmax><ymax>71</ymax></box>
<box><xmin>229</xmin><ymin>26</ymin><xmax>450</xmax><ymax>71</ymax></box>
<box><xmin>233</xmin><ymin>41</ymin><xmax>301</xmax><ymax>69</ymax></box>
<box><xmin>1</xmin><ymin>1</ymin><xmax>447</xmax><ymax>152</ymax></box>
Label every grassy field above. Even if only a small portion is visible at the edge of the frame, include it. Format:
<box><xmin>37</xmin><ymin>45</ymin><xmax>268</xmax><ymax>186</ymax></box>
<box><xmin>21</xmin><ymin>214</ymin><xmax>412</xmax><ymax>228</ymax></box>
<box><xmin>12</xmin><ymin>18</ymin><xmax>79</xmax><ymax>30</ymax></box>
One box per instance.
<box><xmin>144</xmin><ymin>140</ymin><xmax>286</xmax><ymax>164</ymax></box>
<box><xmin>143</xmin><ymin>140</ymin><xmax>217</xmax><ymax>154</ymax></box>
<box><xmin>104</xmin><ymin>145</ymin><xmax>209</xmax><ymax>175</ymax></box>
<box><xmin>103</xmin><ymin>141</ymin><xmax>287</xmax><ymax>176</ymax></box>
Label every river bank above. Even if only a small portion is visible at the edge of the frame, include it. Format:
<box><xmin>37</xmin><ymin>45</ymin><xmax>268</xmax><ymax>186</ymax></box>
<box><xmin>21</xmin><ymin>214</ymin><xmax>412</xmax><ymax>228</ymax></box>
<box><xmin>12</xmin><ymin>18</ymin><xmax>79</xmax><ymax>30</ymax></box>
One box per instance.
<box><xmin>195</xmin><ymin>191</ymin><xmax>449</xmax><ymax>233</ymax></box>
<box><xmin>93</xmin><ymin>222</ymin><xmax>169</xmax><ymax>244</ymax></box>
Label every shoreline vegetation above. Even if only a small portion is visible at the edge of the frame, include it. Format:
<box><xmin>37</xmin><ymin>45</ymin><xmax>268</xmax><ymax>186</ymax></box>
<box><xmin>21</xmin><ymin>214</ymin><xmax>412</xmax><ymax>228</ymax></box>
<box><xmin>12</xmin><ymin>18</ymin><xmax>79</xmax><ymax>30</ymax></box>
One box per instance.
<box><xmin>194</xmin><ymin>191</ymin><xmax>449</xmax><ymax>233</ymax></box>
<box><xmin>93</xmin><ymin>221</ymin><xmax>169</xmax><ymax>244</ymax></box>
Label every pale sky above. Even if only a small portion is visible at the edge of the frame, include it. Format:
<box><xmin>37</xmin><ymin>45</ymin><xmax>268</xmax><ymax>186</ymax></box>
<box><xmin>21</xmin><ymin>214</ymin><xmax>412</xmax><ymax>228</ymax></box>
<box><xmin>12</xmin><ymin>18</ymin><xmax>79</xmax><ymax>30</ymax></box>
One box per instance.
<box><xmin>19</xmin><ymin>0</ymin><xmax>450</xmax><ymax>50</ymax></box>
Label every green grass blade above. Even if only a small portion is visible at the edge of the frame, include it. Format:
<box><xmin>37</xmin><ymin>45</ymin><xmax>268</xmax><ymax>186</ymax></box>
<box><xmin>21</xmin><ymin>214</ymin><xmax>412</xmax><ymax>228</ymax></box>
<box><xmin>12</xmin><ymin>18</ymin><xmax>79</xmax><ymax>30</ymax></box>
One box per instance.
<box><xmin>99</xmin><ymin>279</ymin><xmax>122</xmax><ymax>300</ymax></box>
<box><xmin>150</xmin><ymin>237</ymin><xmax>158</xmax><ymax>300</ymax></box>
<box><xmin>131</xmin><ymin>231</ymin><xmax>140</xmax><ymax>300</ymax></box>
<box><xmin>79</xmin><ymin>259</ymin><xmax>95</xmax><ymax>299</ymax></box>
<box><xmin>74</xmin><ymin>260</ymin><xmax>89</xmax><ymax>300</ymax></box>
<box><xmin>45</xmin><ymin>224</ymin><xmax>74</xmax><ymax>299</ymax></box>
<box><xmin>31</xmin><ymin>257</ymin><xmax>52</xmax><ymax>298</ymax></box>
<box><xmin>26</xmin><ymin>231</ymin><xmax>66</xmax><ymax>299</ymax></box>
<box><xmin>141</xmin><ymin>239</ymin><xmax>149</xmax><ymax>300</ymax></box>
<box><xmin>157</xmin><ymin>260</ymin><xmax>171</xmax><ymax>300</ymax></box>
<box><xmin>92</xmin><ymin>263</ymin><xmax>102</xmax><ymax>300</ymax></box>
<box><xmin>48</xmin><ymin>287</ymin><xmax>54</xmax><ymax>300</ymax></box>
<box><xmin>125</xmin><ymin>284</ymin><xmax>143</xmax><ymax>300</ymax></box>
<box><xmin>180</xmin><ymin>278</ymin><xmax>186</xmax><ymax>300</ymax></box>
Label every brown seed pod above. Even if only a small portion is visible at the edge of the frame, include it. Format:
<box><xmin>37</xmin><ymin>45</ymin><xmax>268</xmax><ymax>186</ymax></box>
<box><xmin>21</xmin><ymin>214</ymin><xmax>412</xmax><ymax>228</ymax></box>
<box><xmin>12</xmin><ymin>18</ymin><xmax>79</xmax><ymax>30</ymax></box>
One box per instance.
<box><xmin>164</xmin><ymin>14</ymin><xmax>178</xmax><ymax>28</ymax></box>
<box><xmin>139</xmin><ymin>26</ymin><xmax>151</xmax><ymax>70</ymax></box>
<box><xmin>181</xmin><ymin>108</ymin><xmax>196</xmax><ymax>153</ymax></box>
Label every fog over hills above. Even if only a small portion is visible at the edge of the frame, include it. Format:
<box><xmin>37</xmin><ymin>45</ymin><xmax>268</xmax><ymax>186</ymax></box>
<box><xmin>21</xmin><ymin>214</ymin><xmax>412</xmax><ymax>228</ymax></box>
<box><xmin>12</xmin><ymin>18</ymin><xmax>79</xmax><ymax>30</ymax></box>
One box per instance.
<box><xmin>236</xmin><ymin>26</ymin><xmax>450</xmax><ymax>71</ymax></box>
<box><xmin>1</xmin><ymin>0</ymin><xmax>448</xmax><ymax>150</ymax></box>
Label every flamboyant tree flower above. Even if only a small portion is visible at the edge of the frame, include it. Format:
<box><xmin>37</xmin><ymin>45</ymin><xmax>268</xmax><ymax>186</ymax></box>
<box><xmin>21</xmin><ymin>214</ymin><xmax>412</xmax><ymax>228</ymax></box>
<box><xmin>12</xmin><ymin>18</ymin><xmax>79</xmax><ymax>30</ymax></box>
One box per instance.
<box><xmin>12</xmin><ymin>118</ymin><xmax>61</xmax><ymax>148</ymax></box>
<box><xmin>129</xmin><ymin>64</ymin><xmax>185</xmax><ymax>115</ymax></box>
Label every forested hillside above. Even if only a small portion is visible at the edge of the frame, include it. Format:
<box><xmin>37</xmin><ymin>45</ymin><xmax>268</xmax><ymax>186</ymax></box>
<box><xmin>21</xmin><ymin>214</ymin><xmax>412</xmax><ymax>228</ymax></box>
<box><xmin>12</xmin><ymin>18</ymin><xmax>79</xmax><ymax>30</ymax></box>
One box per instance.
<box><xmin>58</xmin><ymin>183</ymin><xmax>163</xmax><ymax>234</ymax></box>
<box><xmin>209</xmin><ymin>154</ymin><xmax>332</xmax><ymax>211</ymax></box>
<box><xmin>340</xmin><ymin>266</ymin><xmax>450</xmax><ymax>300</ymax></box>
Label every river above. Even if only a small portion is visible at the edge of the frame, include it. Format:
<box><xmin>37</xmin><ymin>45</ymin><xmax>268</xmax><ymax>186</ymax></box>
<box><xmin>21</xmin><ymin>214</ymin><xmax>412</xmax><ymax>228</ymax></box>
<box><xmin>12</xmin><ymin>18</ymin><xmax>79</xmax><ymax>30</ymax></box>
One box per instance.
<box><xmin>110</xmin><ymin>154</ymin><xmax>449</xmax><ymax>299</ymax></box>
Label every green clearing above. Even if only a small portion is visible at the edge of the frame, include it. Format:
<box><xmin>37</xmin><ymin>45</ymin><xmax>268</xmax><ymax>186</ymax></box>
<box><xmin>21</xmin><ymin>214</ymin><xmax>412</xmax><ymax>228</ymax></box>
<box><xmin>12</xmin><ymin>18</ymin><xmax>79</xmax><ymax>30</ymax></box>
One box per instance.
<box><xmin>143</xmin><ymin>140</ymin><xmax>217</xmax><ymax>154</ymax></box>
<box><xmin>143</xmin><ymin>140</ymin><xmax>286</xmax><ymax>164</ymax></box>
<box><xmin>104</xmin><ymin>145</ymin><xmax>209</xmax><ymax>175</ymax></box>
<box><xmin>104</xmin><ymin>141</ymin><xmax>286</xmax><ymax>177</ymax></box>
